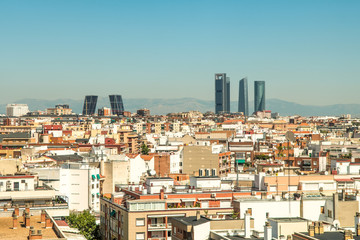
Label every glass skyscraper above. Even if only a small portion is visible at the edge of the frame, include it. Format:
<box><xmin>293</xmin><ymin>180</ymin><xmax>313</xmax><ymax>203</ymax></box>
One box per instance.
<box><xmin>215</xmin><ymin>73</ymin><xmax>230</xmax><ymax>114</ymax></box>
<box><xmin>238</xmin><ymin>78</ymin><xmax>249</xmax><ymax>116</ymax></box>
<box><xmin>82</xmin><ymin>95</ymin><xmax>98</xmax><ymax>115</ymax></box>
<box><xmin>109</xmin><ymin>95</ymin><xmax>124</xmax><ymax>116</ymax></box>
<box><xmin>254</xmin><ymin>81</ymin><xmax>265</xmax><ymax>112</ymax></box>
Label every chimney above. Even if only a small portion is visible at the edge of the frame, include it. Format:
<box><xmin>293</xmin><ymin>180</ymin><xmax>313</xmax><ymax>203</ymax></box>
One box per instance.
<box><xmin>356</xmin><ymin>212</ymin><xmax>360</xmax><ymax>235</ymax></box>
<box><xmin>23</xmin><ymin>209</ymin><xmax>27</xmax><ymax>223</ymax></box>
<box><xmin>25</xmin><ymin>203</ymin><xmax>30</xmax><ymax>214</ymax></box>
<box><xmin>160</xmin><ymin>188</ymin><xmax>164</xmax><ymax>199</ymax></box>
<box><xmin>12</xmin><ymin>213</ymin><xmax>18</xmax><ymax>229</ymax></box>
<box><xmin>308</xmin><ymin>224</ymin><xmax>315</xmax><ymax>237</ymax></box>
<box><xmin>196</xmin><ymin>211</ymin><xmax>200</xmax><ymax>221</ymax></box>
<box><xmin>41</xmin><ymin>210</ymin><xmax>46</xmax><ymax>223</ymax></box>
<box><xmin>264</xmin><ymin>222</ymin><xmax>272</xmax><ymax>240</ymax></box>
<box><xmin>244</xmin><ymin>211</ymin><xmax>251</xmax><ymax>238</ymax></box>
<box><xmin>45</xmin><ymin>215</ymin><xmax>53</xmax><ymax>228</ymax></box>
<box><xmin>319</xmin><ymin>221</ymin><xmax>324</xmax><ymax>234</ymax></box>
<box><xmin>30</xmin><ymin>229</ymin><xmax>43</xmax><ymax>240</ymax></box>
<box><xmin>344</xmin><ymin>230</ymin><xmax>353</xmax><ymax>240</ymax></box>
<box><xmin>314</xmin><ymin>221</ymin><xmax>320</xmax><ymax>234</ymax></box>
<box><xmin>14</xmin><ymin>204</ymin><xmax>19</xmax><ymax>216</ymax></box>
<box><xmin>25</xmin><ymin>213</ymin><xmax>31</xmax><ymax>228</ymax></box>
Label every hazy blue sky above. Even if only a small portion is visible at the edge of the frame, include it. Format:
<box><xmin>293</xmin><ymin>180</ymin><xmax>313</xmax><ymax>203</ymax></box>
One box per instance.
<box><xmin>0</xmin><ymin>0</ymin><xmax>359</xmax><ymax>105</ymax></box>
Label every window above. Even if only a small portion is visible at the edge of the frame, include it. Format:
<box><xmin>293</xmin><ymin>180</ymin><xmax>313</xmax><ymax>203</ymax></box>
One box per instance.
<box><xmin>199</xmin><ymin>169</ymin><xmax>203</xmax><ymax>176</ymax></box>
<box><xmin>313</xmin><ymin>161</ymin><xmax>317</xmax><ymax>166</ymax></box>
<box><xmin>21</xmin><ymin>180</ymin><xmax>26</xmax><ymax>183</ymax></box>
<box><xmin>247</xmin><ymin>208</ymin><xmax>252</xmax><ymax>216</ymax></box>
<box><xmin>136</xmin><ymin>232</ymin><xmax>145</xmax><ymax>240</ymax></box>
<box><xmin>320</xmin><ymin>206</ymin><xmax>324</xmax><ymax>214</ymax></box>
<box><xmin>136</xmin><ymin>218</ymin><xmax>145</xmax><ymax>226</ymax></box>
<box><xmin>328</xmin><ymin>210</ymin><xmax>332</xmax><ymax>218</ymax></box>
<box><xmin>211</xmin><ymin>169</ymin><xmax>216</xmax><ymax>176</ymax></box>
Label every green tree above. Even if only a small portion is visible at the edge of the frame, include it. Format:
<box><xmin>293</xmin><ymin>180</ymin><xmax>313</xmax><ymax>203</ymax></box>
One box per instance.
<box><xmin>66</xmin><ymin>210</ymin><xmax>100</xmax><ymax>240</ymax></box>
<box><xmin>141</xmin><ymin>143</ymin><xmax>149</xmax><ymax>155</ymax></box>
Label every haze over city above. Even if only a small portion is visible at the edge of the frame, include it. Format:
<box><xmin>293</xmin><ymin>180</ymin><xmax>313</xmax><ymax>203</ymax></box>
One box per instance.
<box><xmin>1</xmin><ymin>0</ymin><xmax>359</xmax><ymax>106</ymax></box>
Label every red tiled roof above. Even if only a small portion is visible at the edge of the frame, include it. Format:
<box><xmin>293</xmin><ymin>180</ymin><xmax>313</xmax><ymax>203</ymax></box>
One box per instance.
<box><xmin>55</xmin><ymin>220</ymin><xmax>69</xmax><ymax>227</ymax></box>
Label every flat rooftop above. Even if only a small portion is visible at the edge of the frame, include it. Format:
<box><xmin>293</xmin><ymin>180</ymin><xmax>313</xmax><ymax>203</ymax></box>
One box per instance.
<box><xmin>0</xmin><ymin>215</ymin><xmax>59</xmax><ymax>240</ymax></box>
<box><xmin>300</xmin><ymin>232</ymin><xmax>360</xmax><ymax>240</ymax></box>
<box><xmin>269</xmin><ymin>217</ymin><xmax>309</xmax><ymax>223</ymax></box>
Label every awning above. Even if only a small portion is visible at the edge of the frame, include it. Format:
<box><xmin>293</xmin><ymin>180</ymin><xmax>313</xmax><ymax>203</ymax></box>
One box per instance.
<box><xmin>180</xmin><ymin>198</ymin><xmax>195</xmax><ymax>202</ymax></box>
<box><xmin>92</xmin><ymin>175</ymin><xmax>96</xmax><ymax>180</ymax></box>
<box><xmin>166</xmin><ymin>199</ymin><xmax>181</xmax><ymax>203</ymax></box>
<box><xmin>97</xmin><ymin>174</ymin><xmax>100</xmax><ymax>180</ymax></box>
<box><xmin>215</xmin><ymin>197</ymin><xmax>232</xmax><ymax>200</ymax></box>
<box><xmin>197</xmin><ymin>198</ymin><xmax>212</xmax><ymax>201</ymax></box>
<box><xmin>148</xmin><ymin>214</ymin><xmax>186</xmax><ymax>218</ymax></box>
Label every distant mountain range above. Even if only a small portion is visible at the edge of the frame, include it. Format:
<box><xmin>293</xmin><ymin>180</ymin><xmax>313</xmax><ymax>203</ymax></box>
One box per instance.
<box><xmin>1</xmin><ymin>97</ymin><xmax>359</xmax><ymax>117</ymax></box>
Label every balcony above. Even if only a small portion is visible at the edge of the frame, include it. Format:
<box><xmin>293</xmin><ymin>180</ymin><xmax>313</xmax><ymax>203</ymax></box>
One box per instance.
<box><xmin>148</xmin><ymin>223</ymin><xmax>172</xmax><ymax>230</ymax></box>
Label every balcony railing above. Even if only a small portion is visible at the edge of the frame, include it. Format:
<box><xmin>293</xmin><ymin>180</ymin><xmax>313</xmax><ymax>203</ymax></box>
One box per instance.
<box><xmin>148</xmin><ymin>223</ymin><xmax>172</xmax><ymax>229</ymax></box>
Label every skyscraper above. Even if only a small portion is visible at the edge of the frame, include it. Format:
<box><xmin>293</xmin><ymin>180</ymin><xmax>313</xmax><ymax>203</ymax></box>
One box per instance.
<box><xmin>254</xmin><ymin>81</ymin><xmax>265</xmax><ymax>112</ymax></box>
<box><xmin>82</xmin><ymin>95</ymin><xmax>98</xmax><ymax>115</ymax></box>
<box><xmin>226</xmin><ymin>77</ymin><xmax>230</xmax><ymax>113</ymax></box>
<box><xmin>109</xmin><ymin>95</ymin><xmax>124</xmax><ymax>116</ymax></box>
<box><xmin>238</xmin><ymin>78</ymin><xmax>249</xmax><ymax>116</ymax></box>
<box><xmin>215</xmin><ymin>73</ymin><xmax>230</xmax><ymax>114</ymax></box>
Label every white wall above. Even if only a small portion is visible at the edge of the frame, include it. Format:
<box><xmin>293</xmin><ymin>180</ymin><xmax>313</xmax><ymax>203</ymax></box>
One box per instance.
<box><xmin>193</xmin><ymin>222</ymin><xmax>210</xmax><ymax>240</ymax></box>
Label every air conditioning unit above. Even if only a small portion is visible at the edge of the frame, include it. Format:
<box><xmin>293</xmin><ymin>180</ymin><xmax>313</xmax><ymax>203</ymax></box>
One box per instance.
<box><xmin>211</xmin><ymin>193</ymin><xmax>216</xmax><ymax>198</ymax></box>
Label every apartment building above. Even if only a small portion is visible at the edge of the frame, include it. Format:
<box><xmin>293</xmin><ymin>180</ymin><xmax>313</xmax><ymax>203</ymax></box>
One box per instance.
<box><xmin>100</xmin><ymin>177</ymin><xmax>258</xmax><ymax>240</ymax></box>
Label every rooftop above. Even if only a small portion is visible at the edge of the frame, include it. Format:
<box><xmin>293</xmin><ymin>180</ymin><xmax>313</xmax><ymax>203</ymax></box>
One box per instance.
<box><xmin>299</xmin><ymin>231</ymin><xmax>360</xmax><ymax>240</ymax></box>
<box><xmin>0</xmin><ymin>215</ymin><xmax>59</xmax><ymax>240</ymax></box>
<box><xmin>269</xmin><ymin>217</ymin><xmax>309</xmax><ymax>223</ymax></box>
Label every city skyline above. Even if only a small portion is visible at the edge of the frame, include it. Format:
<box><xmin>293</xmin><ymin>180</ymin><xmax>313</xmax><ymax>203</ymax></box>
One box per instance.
<box><xmin>0</xmin><ymin>1</ymin><xmax>359</xmax><ymax>106</ymax></box>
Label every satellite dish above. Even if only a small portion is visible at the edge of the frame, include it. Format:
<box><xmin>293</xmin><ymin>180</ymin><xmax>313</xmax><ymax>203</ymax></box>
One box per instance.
<box><xmin>285</xmin><ymin>131</ymin><xmax>296</xmax><ymax>142</ymax></box>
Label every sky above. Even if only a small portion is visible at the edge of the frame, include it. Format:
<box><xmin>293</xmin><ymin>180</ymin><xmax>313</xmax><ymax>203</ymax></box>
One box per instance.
<box><xmin>0</xmin><ymin>0</ymin><xmax>359</xmax><ymax>105</ymax></box>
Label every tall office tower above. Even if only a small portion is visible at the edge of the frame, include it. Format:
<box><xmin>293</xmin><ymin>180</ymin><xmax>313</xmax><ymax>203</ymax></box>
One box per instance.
<box><xmin>254</xmin><ymin>81</ymin><xmax>265</xmax><ymax>112</ymax></box>
<box><xmin>238</xmin><ymin>78</ymin><xmax>249</xmax><ymax>116</ymax></box>
<box><xmin>82</xmin><ymin>95</ymin><xmax>98</xmax><ymax>115</ymax></box>
<box><xmin>215</xmin><ymin>73</ymin><xmax>230</xmax><ymax>114</ymax></box>
<box><xmin>109</xmin><ymin>95</ymin><xmax>124</xmax><ymax>115</ymax></box>
<box><xmin>226</xmin><ymin>77</ymin><xmax>230</xmax><ymax>112</ymax></box>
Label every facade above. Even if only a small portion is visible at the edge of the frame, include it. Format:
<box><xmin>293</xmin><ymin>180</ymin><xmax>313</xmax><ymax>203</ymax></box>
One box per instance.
<box><xmin>6</xmin><ymin>104</ymin><xmax>29</xmax><ymax>117</ymax></box>
<box><xmin>137</xmin><ymin>108</ymin><xmax>150</xmax><ymax>117</ymax></box>
<box><xmin>46</xmin><ymin>105</ymin><xmax>72</xmax><ymax>115</ymax></box>
<box><xmin>238</xmin><ymin>77</ymin><xmax>249</xmax><ymax>116</ymax></box>
<box><xmin>254</xmin><ymin>81</ymin><xmax>265</xmax><ymax>113</ymax></box>
<box><xmin>109</xmin><ymin>95</ymin><xmax>125</xmax><ymax>116</ymax></box>
<box><xmin>215</xmin><ymin>73</ymin><xmax>230</xmax><ymax>114</ymax></box>
<box><xmin>32</xmin><ymin>163</ymin><xmax>101</xmax><ymax>212</ymax></box>
<box><xmin>82</xmin><ymin>95</ymin><xmax>98</xmax><ymax>115</ymax></box>
<box><xmin>100</xmin><ymin>178</ymin><xmax>255</xmax><ymax>240</ymax></box>
<box><xmin>98</xmin><ymin>107</ymin><xmax>112</xmax><ymax>116</ymax></box>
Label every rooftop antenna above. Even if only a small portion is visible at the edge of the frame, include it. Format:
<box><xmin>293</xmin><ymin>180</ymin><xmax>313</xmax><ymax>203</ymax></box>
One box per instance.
<box><xmin>285</xmin><ymin>131</ymin><xmax>295</xmax><ymax>217</ymax></box>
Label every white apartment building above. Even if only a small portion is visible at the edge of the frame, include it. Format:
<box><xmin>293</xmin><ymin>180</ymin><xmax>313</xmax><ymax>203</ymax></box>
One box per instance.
<box><xmin>6</xmin><ymin>104</ymin><xmax>29</xmax><ymax>117</ymax></box>
<box><xmin>31</xmin><ymin>163</ymin><xmax>101</xmax><ymax>212</ymax></box>
<box><xmin>127</xmin><ymin>154</ymin><xmax>154</xmax><ymax>184</ymax></box>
